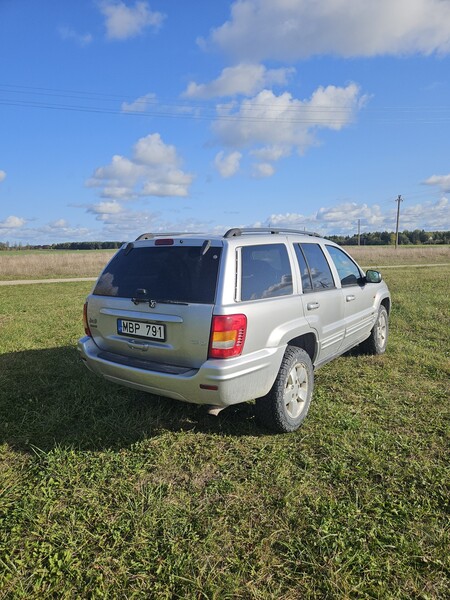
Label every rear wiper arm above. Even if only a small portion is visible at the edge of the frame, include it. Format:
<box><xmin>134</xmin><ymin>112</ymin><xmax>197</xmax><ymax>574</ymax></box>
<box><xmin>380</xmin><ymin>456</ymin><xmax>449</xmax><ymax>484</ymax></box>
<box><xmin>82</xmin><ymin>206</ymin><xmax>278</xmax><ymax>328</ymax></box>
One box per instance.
<box><xmin>132</xmin><ymin>289</ymin><xmax>189</xmax><ymax>306</ymax></box>
<box><xmin>155</xmin><ymin>299</ymin><xmax>189</xmax><ymax>306</ymax></box>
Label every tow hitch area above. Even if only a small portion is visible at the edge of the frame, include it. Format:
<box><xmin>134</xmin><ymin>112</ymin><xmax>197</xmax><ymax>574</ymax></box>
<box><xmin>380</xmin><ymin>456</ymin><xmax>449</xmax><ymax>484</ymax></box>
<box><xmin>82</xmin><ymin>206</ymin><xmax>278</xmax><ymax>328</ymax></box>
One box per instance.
<box><xmin>207</xmin><ymin>406</ymin><xmax>226</xmax><ymax>416</ymax></box>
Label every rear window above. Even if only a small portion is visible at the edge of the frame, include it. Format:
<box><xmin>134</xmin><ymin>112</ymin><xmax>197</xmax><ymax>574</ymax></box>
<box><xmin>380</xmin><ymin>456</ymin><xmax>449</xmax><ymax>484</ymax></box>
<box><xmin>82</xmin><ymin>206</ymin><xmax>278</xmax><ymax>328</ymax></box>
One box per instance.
<box><xmin>93</xmin><ymin>245</ymin><xmax>222</xmax><ymax>304</ymax></box>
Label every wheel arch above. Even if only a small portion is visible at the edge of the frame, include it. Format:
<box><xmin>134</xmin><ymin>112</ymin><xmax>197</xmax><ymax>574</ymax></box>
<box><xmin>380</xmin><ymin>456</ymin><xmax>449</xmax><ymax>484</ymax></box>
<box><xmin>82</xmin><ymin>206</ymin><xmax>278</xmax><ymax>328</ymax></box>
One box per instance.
<box><xmin>381</xmin><ymin>297</ymin><xmax>391</xmax><ymax>314</ymax></box>
<box><xmin>286</xmin><ymin>332</ymin><xmax>317</xmax><ymax>363</ymax></box>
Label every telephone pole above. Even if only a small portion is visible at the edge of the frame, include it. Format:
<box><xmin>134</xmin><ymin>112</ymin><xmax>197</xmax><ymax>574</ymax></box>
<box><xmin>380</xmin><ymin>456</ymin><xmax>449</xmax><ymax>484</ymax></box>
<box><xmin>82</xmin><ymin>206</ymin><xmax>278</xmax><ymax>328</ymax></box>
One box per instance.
<box><xmin>357</xmin><ymin>219</ymin><xmax>361</xmax><ymax>245</ymax></box>
<box><xmin>395</xmin><ymin>195</ymin><xmax>403</xmax><ymax>249</ymax></box>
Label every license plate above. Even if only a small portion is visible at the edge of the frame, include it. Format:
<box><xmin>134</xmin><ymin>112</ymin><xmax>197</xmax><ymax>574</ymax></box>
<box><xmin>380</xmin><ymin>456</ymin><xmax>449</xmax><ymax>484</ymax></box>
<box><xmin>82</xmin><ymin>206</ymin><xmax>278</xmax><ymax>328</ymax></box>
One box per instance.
<box><xmin>117</xmin><ymin>319</ymin><xmax>166</xmax><ymax>341</ymax></box>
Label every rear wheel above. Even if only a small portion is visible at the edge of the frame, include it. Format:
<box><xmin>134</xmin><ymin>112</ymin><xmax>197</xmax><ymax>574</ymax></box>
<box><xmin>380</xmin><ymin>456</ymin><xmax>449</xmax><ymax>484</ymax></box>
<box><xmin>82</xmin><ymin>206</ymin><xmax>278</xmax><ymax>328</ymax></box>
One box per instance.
<box><xmin>256</xmin><ymin>346</ymin><xmax>314</xmax><ymax>433</ymax></box>
<box><xmin>360</xmin><ymin>305</ymin><xmax>389</xmax><ymax>355</ymax></box>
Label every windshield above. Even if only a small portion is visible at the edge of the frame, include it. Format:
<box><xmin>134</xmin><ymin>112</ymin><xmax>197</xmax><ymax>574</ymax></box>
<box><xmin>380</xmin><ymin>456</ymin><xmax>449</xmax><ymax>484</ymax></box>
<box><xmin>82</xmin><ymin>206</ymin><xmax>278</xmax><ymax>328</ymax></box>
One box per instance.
<box><xmin>93</xmin><ymin>245</ymin><xmax>222</xmax><ymax>304</ymax></box>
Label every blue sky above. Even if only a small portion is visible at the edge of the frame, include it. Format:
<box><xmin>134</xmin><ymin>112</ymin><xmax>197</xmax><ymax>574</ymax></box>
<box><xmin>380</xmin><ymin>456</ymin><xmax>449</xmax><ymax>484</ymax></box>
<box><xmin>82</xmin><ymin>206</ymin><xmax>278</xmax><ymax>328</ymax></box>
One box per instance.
<box><xmin>1</xmin><ymin>0</ymin><xmax>450</xmax><ymax>244</ymax></box>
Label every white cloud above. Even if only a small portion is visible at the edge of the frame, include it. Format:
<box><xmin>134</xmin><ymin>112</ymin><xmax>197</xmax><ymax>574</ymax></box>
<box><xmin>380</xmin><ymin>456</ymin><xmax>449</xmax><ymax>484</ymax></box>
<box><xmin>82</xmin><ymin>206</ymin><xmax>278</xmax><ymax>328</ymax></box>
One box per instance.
<box><xmin>50</xmin><ymin>219</ymin><xmax>69</xmax><ymax>228</ymax></box>
<box><xmin>2</xmin><ymin>197</ymin><xmax>448</xmax><ymax>246</ymax></box>
<box><xmin>121</xmin><ymin>93</ymin><xmax>198</xmax><ymax>118</ymax></box>
<box><xmin>84</xmin><ymin>203</ymin><xmax>161</xmax><ymax>239</ymax></box>
<box><xmin>134</xmin><ymin>133</ymin><xmax>178</xmax><ymax>165</ymax></box>
<box><xmin>101</xmin><ymin>186</ymin><xmax>136</xmax><ymax>199</ymax></box>
<box><xmin>0</xmin><ymin>170</ymin><xmax>6</xmax><ymax>183</ymax></box>
<box><xmin>251</xmin><ymin>146</ymin><xmax>290</xmax><ymax>162</ymax></box>
<box><xmin>183</xmin><ymin>64</ymin><xmax>295</xmax><ymax>99</ymax></box>
<box><xmin>0</xmin><ymin>216</ymin><xmax>96</xmax><ymax>244</ymax></box>
<box><xmin>58</xmin><ymin>26</ymin><xmax>93</xmax><ymax>47</ymax></box>
<box><xmin>256</xmin><ymin>198</ymin><xmax>450</xmax><ymax>235</ymax></box>
<box><xmin>400</xmin><ymin>197</ymin><xmax>449</xmax><ymax>230</ymax></box>
<box><xmin>212</xmin><ymin>84</ymin><xmax>364</xmax><ymax>174</ymax></box>
<box><xmin>31</xmin><ymin>224</ymin><xmax>93</xmax><ymax>242</ymax></box>
<box><xmin>0</xmin><ymin>215</ymin><xmax>25</xmax><ymax>228</ymax></box>
<box><xmin>252</xmin><ymin>162</ymin><xmax>275</xmax><ymax>178</ymax></box>
<box><xmin>253</xmin><ymin>212</ymin><xmax>317</xmax><ymax>232</ymax></box>
<box><xmin>424</xmin><ymin>174</ymin><xmax>450</xmax><ymax>193</ymax></box>
<box><xmin>87</xmin><ymin>133</ymin><xmax>194</xmax><ymax>198</ymax></box>
<box><xmin>99</xmin><ymin>1</ymin><xmax>165</xmax><ymax>41</ymax></box>
<box><xmin>206</xmin><ymin>0</ymin><xmax>450</xmax><ymax>61</ymax></box>
<box><xmin>89</xmin><ymin>201</ymin><xmax>124</xmax><ymax>216</ymax></box>
<box><xmin>121</xmin><ymin>92</ymin><xmax>157</xmax><ymax>113</ymax></box>
<box><xmin>317</xmin><ymin>202</ymin><xmax>385</xmax><ymax>228</ymax></box>
<box><xmin>88</xmin><ymin>155</ymin><xmax>143</xmax><ymax>190</ymax></box>
<box><xmin>141</xmin><ymin>177</ymin><xmax>194</xmax><ymax>198</ymax></box>
<box><xmin>40</xmin><ymin>220</ymin><xmax>93</xmax><ymax>240</ymax></box>
<box><xmin>214</xmin><ymin>151</ymin><xmax>242</xmax><ymax>178</ymax></box>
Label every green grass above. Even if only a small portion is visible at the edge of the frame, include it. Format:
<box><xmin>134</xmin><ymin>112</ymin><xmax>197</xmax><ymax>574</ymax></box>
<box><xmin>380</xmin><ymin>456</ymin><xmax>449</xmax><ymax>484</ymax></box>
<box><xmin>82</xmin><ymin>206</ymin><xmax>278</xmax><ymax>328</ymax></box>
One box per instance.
<box><xmin>0</xmin><ymin>270</ymin><xmax>449</xmax><ymax>598</ymax></box>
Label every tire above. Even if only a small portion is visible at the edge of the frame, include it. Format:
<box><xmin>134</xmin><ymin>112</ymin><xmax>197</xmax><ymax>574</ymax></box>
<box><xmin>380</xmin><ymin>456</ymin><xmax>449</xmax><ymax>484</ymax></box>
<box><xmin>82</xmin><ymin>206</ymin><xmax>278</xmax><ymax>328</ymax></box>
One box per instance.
<box><xmin>360</xmin><ymin>305</ymin><xmax>389</xmax><ymax>355</ymax></box>
<box><xmin>255</xmin><ymin>346</ymin><xmax>314</xmax><ymax>433</ymax></box>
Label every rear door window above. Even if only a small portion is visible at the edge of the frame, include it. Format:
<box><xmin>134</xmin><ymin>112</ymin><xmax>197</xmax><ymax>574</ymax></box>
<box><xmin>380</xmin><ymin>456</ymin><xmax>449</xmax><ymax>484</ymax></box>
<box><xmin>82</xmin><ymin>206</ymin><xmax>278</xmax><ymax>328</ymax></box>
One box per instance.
<box><xmin>241</xmin><ymin>243</ymin><xmax>293</xmax><ymax>301</ymax></box>
<box><xmin>297</xmin><ymin>243</ymin><xmax>335</xmax><ymax>291</ymax></box>
<box><xmin>93</xmin><ymin>245</ymin><xmax>222</xmax><ymax>304</ymax></box>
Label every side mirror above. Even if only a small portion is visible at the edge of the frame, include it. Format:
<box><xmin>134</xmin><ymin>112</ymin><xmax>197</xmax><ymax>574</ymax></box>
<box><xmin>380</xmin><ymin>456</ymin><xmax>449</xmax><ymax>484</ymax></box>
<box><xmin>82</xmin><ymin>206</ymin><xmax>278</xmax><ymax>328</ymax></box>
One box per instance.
<box><xmin>366</xmin><ymin>269</ymin><xmax>382</xmax><ymax>284</ymax></box>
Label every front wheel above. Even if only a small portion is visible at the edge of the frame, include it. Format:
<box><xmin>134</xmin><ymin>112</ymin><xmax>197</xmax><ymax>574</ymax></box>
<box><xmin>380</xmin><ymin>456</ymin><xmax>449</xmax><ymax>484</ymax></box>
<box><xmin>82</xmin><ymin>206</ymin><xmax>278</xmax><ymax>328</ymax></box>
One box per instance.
<box><xmin>255</xmin><ymin>346</ymin><xmax>314</xmax><ymax>433</ymax></box>
<box><xmin>360</xmin><ymin>305</ymin><xmax>389</xmax><ymax>355</ymax></box>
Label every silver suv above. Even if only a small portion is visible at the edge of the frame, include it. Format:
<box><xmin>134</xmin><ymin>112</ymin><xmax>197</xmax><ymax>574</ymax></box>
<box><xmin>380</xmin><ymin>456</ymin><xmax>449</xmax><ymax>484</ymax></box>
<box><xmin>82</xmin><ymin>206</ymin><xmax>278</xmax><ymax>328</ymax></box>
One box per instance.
<box><xmin>78</xmin><ymin>228</ymin><xmax>390</xmax><ymax>433</ymax></box>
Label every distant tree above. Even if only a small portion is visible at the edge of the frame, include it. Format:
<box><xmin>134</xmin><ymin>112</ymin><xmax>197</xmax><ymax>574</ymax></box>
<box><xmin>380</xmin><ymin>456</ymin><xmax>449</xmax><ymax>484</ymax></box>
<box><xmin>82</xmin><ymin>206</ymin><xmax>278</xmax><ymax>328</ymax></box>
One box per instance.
<box><xmin>398</xmin><ymin>232</ymin><xmax>410</xmax><ymax>245</ymax></box>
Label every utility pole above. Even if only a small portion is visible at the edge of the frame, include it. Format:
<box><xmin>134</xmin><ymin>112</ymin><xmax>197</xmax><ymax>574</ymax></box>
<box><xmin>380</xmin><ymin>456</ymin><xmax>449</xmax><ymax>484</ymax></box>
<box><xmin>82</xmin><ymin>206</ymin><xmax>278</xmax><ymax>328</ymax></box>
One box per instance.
<box><xmin>395</xmin><ymin>194</ymin><xmax>403</xmax><ymax>249</ymax></box>
<box><xmin>357</xmin><ymin>219</ymin><xmax>361</xmax><ymax>246</ymax></box>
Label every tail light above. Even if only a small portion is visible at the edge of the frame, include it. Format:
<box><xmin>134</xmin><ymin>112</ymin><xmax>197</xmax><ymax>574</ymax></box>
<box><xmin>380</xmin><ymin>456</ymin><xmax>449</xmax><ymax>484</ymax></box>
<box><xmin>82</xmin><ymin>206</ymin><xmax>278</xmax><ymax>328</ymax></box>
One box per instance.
<box><xmin>83</xmin><ymin>302</ymin><xmax>92</xmax><ymax>337</ymax></box>
<box><xmin>209</xmin><ymin>314</ymin><xmax>247</xmax><ymax>359</ymax></box>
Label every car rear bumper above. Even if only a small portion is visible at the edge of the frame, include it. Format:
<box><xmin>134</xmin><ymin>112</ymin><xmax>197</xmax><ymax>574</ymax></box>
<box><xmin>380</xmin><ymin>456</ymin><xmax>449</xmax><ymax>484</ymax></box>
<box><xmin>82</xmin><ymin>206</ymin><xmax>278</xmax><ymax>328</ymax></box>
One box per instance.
<box><xmin>77</xmin><ymin>336</ymin><xmax>284</xmax><ymax>407</ymax></box>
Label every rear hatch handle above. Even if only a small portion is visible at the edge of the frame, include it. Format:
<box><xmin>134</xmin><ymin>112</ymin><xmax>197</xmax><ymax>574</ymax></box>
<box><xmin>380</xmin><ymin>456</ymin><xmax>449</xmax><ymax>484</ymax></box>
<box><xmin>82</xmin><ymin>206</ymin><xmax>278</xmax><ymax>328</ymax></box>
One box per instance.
<box><xmin>127</xmin><ymin>340</ymin><xmax>150</xmax><ymax>352</ymax></box>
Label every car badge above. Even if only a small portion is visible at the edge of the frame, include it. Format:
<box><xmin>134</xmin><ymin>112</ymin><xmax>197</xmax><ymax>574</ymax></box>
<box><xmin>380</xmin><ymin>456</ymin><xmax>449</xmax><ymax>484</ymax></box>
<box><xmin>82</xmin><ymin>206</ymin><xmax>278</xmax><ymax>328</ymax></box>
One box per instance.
<box><xmin>149</xmin><ymin>300</ymin><xmax>156</xmax><ymax>308</ymax></box>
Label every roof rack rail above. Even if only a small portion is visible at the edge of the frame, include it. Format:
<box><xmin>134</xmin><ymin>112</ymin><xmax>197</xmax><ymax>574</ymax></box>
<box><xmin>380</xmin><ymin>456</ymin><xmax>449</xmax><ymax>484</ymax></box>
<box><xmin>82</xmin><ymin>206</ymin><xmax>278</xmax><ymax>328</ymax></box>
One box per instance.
<box><xmin>223</xmin><ymin>227</ymin><xmax>320</xmax><ymax>238</ymax></box>
<box><xmin>135</xmin><ymin>232</ymin><xmax>201</xmax><ymax>241</ymax></box>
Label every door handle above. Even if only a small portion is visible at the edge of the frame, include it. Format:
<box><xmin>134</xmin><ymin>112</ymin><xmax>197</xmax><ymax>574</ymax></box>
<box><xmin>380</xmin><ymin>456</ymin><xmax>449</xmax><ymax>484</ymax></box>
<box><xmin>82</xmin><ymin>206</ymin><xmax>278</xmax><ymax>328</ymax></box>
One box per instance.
<box><xmin>307</xmin><ymin>302</ymin><xmax>320</xmax><ymax>310</ymax></box>
<box><xmin>346</xmin><ymin>295</ymin><xmax>356</xmax><ymax>302</ymax></box>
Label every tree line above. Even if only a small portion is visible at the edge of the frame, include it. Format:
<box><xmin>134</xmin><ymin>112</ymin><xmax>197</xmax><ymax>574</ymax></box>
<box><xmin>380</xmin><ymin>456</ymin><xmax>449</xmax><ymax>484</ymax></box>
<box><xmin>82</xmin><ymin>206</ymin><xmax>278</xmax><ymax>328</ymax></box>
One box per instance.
<box><xmin>327</xmin><ymin>229</ymin><xmax>450</xmax><ymax>246</ymax></box>
<box><xmin>0</xmin><ymin>229</ymin><xmax>449</xmax><ymax>250</ymax></box>
<box><xmin>0</xmin><ymin>241</ymin><xmax>123</xmax><ymax>251</ymax></box>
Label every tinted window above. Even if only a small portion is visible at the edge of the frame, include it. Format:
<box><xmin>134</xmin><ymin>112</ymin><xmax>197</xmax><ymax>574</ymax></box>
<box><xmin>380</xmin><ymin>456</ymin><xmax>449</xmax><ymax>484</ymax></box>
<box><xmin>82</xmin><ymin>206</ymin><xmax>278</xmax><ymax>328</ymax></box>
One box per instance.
<box><xmin>300</xmin><ymin>244</ymin><xmax>335</xmax><ymax>290</ymax></box>
<box><xmin>93</xmin><ymin>245</ymin><xmax>222</xmax><ymax>304</ymax></box>
<box><xmin>326</xmin><ymin>245</ymin><xmax>362</xmax><ymax>286</ymax></box>
<box><xmin>294</xmin><ymin>245</ymin><xmax>313</xmax><ymax>292</ymax></box>
<box><xmin>241</xmin><ymin>244</ymin><xmax>293</xmax><ymax>301</ymax></box>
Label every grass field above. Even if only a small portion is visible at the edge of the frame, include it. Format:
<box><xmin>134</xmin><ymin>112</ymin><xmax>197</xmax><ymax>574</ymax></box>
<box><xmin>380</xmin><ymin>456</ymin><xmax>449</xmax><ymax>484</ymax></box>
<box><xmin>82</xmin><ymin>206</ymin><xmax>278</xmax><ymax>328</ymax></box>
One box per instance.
<box><xmin>0</xmin><ymin>256</ymin><xmax>449</xmax><ymax>598</ymax></box>
<box><xmin>0</xmin><ymin>250</ymin><xmax>114</xmax><ymax>280</ymax></box>
<box><xmin>345</xmin><ymin>245</ymin><xmax>450</xmax><ymax>267</ymax></box>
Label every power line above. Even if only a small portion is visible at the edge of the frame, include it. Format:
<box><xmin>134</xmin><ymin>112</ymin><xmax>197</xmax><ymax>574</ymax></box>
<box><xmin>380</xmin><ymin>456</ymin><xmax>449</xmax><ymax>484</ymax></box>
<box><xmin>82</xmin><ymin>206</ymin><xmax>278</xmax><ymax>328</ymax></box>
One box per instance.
<box><xmin>1</xmin><ymin>83</ymin><xmax>450</xmax><ymax>124</ymax></box>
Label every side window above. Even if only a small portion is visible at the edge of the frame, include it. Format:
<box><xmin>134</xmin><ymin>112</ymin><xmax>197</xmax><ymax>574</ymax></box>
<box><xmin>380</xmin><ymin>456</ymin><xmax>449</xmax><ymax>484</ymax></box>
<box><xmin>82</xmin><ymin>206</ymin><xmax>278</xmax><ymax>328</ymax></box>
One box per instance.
<box><xmin>299</xmin><ymin>243</ymin><xmax>335</xmax><ymax>290</ymax></box>
<box><xmin>294</xmin><ymin>245</ymin><xmax>313</xmax><ymax>292</ymax></box>
<box><xmin>241</xmin><ymin>244</ymin><xmax>293</xmax><ymax>301</ymax></box>
<box><xmin>326</xmin><ymin>245</ymin><xmax>362</xmax><ymax>287</ymax></box>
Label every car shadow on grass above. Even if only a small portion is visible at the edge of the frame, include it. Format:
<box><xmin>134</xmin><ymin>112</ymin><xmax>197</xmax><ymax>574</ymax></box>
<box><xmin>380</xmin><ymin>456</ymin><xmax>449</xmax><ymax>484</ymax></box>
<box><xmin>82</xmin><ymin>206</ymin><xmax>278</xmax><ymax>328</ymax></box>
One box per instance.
<box><xmin>0</xmin><ymin>346</ymin><xmax>266</xmax><ymax>452</ymax></box>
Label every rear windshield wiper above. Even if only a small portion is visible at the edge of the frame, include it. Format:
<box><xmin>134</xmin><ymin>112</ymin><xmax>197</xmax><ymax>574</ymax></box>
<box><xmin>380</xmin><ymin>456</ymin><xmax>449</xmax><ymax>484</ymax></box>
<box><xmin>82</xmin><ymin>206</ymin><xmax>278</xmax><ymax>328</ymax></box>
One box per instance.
<box><xmin>155</xmin><ymin>299</ymin><xmax>189</xmax><ymax>305</ymax></box>
<box><xmin>132</xmin><ymin>289</ymin><xmax>189</xmax><ymax>306</ymax></box>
